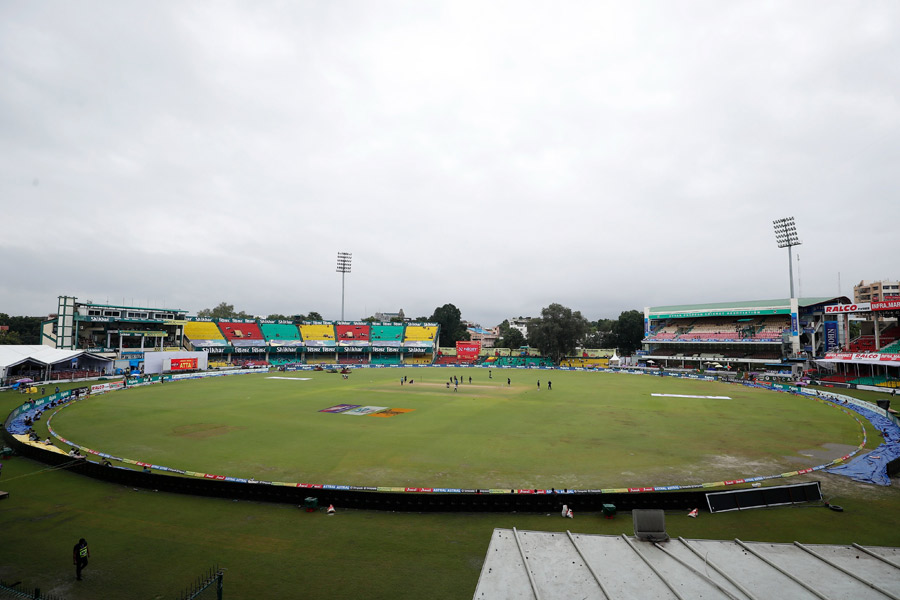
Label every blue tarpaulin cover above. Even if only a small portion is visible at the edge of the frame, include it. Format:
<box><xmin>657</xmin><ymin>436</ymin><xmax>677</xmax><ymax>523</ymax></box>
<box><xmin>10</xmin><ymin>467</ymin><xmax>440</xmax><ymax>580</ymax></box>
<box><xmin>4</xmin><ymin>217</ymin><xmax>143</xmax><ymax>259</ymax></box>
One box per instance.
<box><xmin>826</xmin><ymin>400</ymin><xmax>900</xmax><ymax>486</ymax></box>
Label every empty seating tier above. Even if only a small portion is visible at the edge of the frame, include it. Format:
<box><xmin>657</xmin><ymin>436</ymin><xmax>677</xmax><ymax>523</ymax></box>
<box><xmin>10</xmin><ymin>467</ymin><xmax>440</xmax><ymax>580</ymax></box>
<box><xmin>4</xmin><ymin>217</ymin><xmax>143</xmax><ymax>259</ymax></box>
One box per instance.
<box><xmin>299</xmin><ymin>324</ymin><xmax>336</xmax><ymax>341</ymax></box>
<box><xmin>559</xmin><ymin>358</ymin><xmax>608</xmax><ymax>368</ymax></box>
<box><xmin>260</xmin><ymin>323</ymin><xmax>302</xmax><ymax>343</ymax></box>
<box><xmin>645</xmin><ymin>316</ymin><xmax>787</xmax><ymax>343</ymax></box>
<box><xmin>404</xmin><ymin>325</ymin><xmax>438</xmax><ymax>342</ymax></box>
<box><xmin>403</xmin><ymin>356</ymin><xmax>432</xmax><ymax>365</ymax></box>
<box><xmin>370</xmin><ymin>355</ymin><xmax>401</xmax><ymax>365</ymax></box>
<box><xmin>184</xmin><ymin>321</ymin><xmax>226</xmax><ymax>341</ymax></box>
<box><xmin>269</xmin><ymin>357</ymin><xmax>303</xmax><ymax>366</ymax></box>
<box><xmin>490</xmin><ymin>356</ymin><xmax>554</xmax><ymax>367</ymax></box>
<box><xmin>878</xmin><ymin>339</ymin><xmax>900</xmax><ymax>354</ymax></box>
<box><xmin>338</xmin><ymin>356</ymin><xmax>368</xmax><ymax>365</ymax></box>
<box><xmin>370</xmin><ymin>325</ymin><xmax>404</xmax><ymax>343</ymax></box>
<box><xmin>336</xmin><ymin>324</ymin><xmax>371</xmax><ymax>342</ymax></box>
<box><xmin>218</xmin><ymin>321</ymin><xmax>265</xmax><ymax>342</ymax></box>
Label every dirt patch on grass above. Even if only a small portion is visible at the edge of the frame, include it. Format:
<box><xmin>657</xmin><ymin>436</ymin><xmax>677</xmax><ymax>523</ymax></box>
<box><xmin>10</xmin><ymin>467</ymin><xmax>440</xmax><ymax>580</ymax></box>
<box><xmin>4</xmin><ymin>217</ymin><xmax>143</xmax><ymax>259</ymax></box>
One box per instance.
<box><xmin>171</xmin><ymin>423</ymin><xmax>245</xmax><ymax>439</ymax></box>
<box><xmin>788</xmin><ymin>443</ymin><xmax>861</xmax><ymax>465</ymax></box>
<box><xmin>631</xmin><ymin>454</ymin><xmax>795</xmax><ymax>488</ymax></box>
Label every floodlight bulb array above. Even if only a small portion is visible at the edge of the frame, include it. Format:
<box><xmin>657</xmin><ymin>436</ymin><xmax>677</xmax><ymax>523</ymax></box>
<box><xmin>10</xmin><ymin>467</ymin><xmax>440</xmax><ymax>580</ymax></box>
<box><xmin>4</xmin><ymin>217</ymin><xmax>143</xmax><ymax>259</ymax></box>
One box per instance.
<box><xmin>772</xmin><ymin>217</ymin><xmax>801</xmax><ymax>248</ymax></box>
<box><xmin>336</xmin><ymin>251</ymin><xmax>352</xmax><ymax>273</ymax></box>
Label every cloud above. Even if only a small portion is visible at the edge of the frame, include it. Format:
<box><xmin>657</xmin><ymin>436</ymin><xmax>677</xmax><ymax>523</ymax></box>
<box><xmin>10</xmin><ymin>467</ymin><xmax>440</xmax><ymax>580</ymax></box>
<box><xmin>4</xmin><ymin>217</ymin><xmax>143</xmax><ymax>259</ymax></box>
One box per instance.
<box><xmin>1</xmin><ymin>1</ymin><xmax>898</xmax><ymax>324</ymax></box>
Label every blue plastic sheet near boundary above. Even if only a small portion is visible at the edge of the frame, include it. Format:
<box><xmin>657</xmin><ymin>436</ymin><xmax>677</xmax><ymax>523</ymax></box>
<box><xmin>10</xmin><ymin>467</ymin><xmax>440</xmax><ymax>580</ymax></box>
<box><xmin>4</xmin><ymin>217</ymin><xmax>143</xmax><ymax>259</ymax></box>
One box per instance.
<box><xmin>826</xmin><ymin>400</ymin><xmax>900</xmax><ymax>486</ymax></box>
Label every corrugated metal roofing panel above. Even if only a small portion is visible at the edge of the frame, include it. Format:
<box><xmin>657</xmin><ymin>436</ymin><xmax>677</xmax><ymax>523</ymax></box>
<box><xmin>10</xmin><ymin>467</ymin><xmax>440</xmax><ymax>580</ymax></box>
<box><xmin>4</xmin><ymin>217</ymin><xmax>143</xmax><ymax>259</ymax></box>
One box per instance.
<box><xmin>475</xmin><ymin>529</ymin><xmax>900</xmax><ymax>600</ymax></box>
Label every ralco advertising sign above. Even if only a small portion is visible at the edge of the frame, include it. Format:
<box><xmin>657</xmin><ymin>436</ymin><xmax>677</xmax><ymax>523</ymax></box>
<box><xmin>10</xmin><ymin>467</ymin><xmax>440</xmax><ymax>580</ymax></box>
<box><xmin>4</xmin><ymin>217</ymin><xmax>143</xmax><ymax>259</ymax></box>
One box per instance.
<box><xmin>823</xmin><ymin>303</ymin><xmax>870</xmax><ymax>314</ymax></box>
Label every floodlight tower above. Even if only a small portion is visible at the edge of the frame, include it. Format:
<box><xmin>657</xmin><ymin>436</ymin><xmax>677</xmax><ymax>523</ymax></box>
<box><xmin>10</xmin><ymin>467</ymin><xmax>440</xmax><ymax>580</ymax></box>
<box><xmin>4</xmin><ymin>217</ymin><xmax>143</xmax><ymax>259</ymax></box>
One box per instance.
<box><xmin>336</xmin><ymin>251</ymin><xmax>352</xmax><ymax>321</ymax></box>
<box><xmin>773</xmin><ymin>217</ymin><xmax>801</xmax><ymax>298</ymax></box>
<box><xmin>773</xmin><ymin>217</ymin><xmax>802</xmax><ymax>356</ymax></box>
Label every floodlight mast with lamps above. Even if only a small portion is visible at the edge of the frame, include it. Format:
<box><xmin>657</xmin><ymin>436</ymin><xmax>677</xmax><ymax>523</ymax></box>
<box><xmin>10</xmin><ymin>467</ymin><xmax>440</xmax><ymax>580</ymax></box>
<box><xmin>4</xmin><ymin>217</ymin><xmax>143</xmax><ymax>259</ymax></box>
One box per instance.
<box><xmin>336</xmin><ymin>252</ymin><xmax>352</xmax><ymax>321</ymax></box>
<box><xmin>773</xmin><ymin>217</ymin><xmax>801</xmax><ymax>299</ymax></box>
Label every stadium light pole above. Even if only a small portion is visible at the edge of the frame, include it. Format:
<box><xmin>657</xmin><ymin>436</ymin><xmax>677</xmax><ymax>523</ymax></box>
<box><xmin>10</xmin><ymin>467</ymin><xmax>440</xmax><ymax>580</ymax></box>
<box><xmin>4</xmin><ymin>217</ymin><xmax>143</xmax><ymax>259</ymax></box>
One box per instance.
<box><xmin>773</xmin><ymin>217</ymin><xmax>801</xmax><ymax>299</ymax></box>
<box><xmin>336</xmin><ymin>251</ymin><xmax>352</xmax><ymax>321</ymax></box>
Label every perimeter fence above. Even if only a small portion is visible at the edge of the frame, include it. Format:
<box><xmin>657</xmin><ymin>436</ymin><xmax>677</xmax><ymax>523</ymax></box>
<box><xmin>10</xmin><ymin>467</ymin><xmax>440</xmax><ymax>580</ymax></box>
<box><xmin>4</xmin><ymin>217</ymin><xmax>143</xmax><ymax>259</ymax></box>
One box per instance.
<box><xmin>176</xmin><ymin>566</ymin><xmax>224</xmax><ymax>600</ymax></box>
<box><xmin>0</xmin><ymin>580</ymin><xmax>65</xmax><ymax>600</ymax></box>
<box><xmin>0</xmin><ymin>567</ymin><xmax>223</xmax><ymax>600</ymax></box>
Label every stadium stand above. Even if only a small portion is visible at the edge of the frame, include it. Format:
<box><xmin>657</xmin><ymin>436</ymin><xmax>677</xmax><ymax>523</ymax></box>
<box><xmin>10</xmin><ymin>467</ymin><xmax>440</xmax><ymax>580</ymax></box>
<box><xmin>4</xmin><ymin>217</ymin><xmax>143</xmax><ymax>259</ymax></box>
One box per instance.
<box><xmin>45</xmin><ymin>369</ymin><xmax>102</xmax><ymax>381</ymax></box>
<box><xmin>648</xmin><ymin>348</ymin><xmax>680</xmax><ymax>357</ymax></box>
<box><xmin>817</xmin><ymin>374</ymin><xmax>857</xmax><ymax>383</ymax></box>
<box><xmin>260</xmin><ymin>323</ymin><xmax>302</xmax><ymax>344</ymax></box>
<box><xmin>308</xmin><ymin>357</ymin><xmax>336</xmax><ymax>365</ymax></box>
<box><xmin>218</xmin><ymin>321</ymin><xmax>266</xmax><ymax>346</ymax></box>
<box><xmin>338</xmin><ymin>356</ymin><xmax>368</xmax><ymax>365</ymax></box>
<box><xmin>745</xmin><ymin>351</ymin><xmax>782</xmax><ymax>360</ymax></box>
<box><xmin>851</xmin><ymin>325</ymin><xmax>900</xmax><ymax>352</ymax></box>
<box><xmin>183</xmin><ymin>321</ymin><xmax>226</xmax><ymax>342</ymax></box>
<box><xmin>750</xmin><ymin>317</ymin><xmax>787</xmax><ymax>341</ymax></box>
<box><xmin>404</xmin><ymin>325</ymin><xmax>438</xmax><ymax>342</ymax></box>
<box><xmin>879</xmin><ymin>339</ymin><xmax>900</xmax><ymax>354</ymax></box>
<box><xmin>370</xmin><ymin>355</ymin><xmax>401</xmax><ymax>365</ymax></box>
<box><xmin>299</xmin><ymin>324</ymin><xmax>336</xmax><ymax>343</ymax></box>
<box><xmin>489</xmin><ymin>356</ymin><xmax>554</xmax><ymax>367</ymax></box>
<box><xmin>639</xmin><ymin>298</ymin><xmax>845</xmax><ymax>372</ymax></box>
<box><xmin>447</xmin><ymin>352</ymin><xmax>480</xmax><ymax>365</ymax></box>
<box><xmin>336</xmin><ymin>324</ymin><xmax>371</xmax><ymax>342</ymax></box>
<box><xmin>846</xmin><ymin>326</ymin><xmax>899</xmax><ymax>352</ymax></box>
<box><xmin>647</xmin><ymin>325</ymin><xmax>679</xmax><ymax>340</ymax></box>
<box><xmin>232</xmin><ymin>359</ymin><xmax>268</xmax><ymax>367</ymax></box>
<box><xmin>269</xmin><ymin>357</ymin><xmax>302</xmax><ymax>366</ymax></box>
<box><xmin>403</xmin><ymin>356</ymin><xmax>432</xmax><ymax>365</ymax></box>
<box><xmin>849</xmin><ymin>336</ymin><xmax>877</xmax><ymax>352</ymax></box>
<box><xmin>434</xmin><ymin>355</ymin><xmax>459</xmax><ymax>365</ymax></box>
<box><xmin>849</xmin><ymin>376</ymin><xmax>892</xmax><ymax>386</ymax></box>
<box><xmin>644</xmin><ymin>316</ymin><xmax>788</xmax><ymax>343</ymax></box>
<box><xmin>559</xmin><ymin>358</ymin><xmax>608</xmax><ymax>368</ymax></box>
<box><xmin>370</xmin><ymin>325</ymin><xmax>404</xmax><ymax>343</ymax></box>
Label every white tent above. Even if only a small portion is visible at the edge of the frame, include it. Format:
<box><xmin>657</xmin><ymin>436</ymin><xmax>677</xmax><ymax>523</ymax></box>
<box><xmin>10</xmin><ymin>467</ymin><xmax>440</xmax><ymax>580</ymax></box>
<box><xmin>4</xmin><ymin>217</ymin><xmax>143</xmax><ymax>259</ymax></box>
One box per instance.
<box><xmin>0</xmin><ymin>345</ymin><xmax>112</xmax><ymax>385</ymax></box>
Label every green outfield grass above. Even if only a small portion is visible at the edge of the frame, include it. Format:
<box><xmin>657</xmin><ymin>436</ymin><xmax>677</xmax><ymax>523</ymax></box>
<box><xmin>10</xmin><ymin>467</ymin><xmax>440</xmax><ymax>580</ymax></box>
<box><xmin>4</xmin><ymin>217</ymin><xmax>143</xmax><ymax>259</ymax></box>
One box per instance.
<box><xmin>2</xmin><ymin>371</ymin><xmax>898</xmax><ymax>599</ymax></box>
<box><xmin>49</xmin><ymin>369</ymin><xmax>868</xmax><ymax>490</ymax></box>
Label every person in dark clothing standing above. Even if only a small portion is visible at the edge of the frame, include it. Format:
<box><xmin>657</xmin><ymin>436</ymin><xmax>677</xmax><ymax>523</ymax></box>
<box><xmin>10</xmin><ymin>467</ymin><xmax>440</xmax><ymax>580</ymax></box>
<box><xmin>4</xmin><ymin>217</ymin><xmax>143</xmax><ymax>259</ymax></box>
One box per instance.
<box><xmin>73</xmin><ymin>538</ymin><xmax>90</xmax><ymax>580</ymax></box>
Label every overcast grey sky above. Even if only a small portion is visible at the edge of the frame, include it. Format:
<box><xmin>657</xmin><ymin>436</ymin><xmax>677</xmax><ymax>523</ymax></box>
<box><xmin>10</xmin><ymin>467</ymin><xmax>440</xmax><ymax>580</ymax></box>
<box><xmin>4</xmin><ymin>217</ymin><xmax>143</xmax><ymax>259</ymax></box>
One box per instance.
<box><xmin>1</xmin><ymin>1</ymin><xmax>898</xmax><ymax>325</ymax></box>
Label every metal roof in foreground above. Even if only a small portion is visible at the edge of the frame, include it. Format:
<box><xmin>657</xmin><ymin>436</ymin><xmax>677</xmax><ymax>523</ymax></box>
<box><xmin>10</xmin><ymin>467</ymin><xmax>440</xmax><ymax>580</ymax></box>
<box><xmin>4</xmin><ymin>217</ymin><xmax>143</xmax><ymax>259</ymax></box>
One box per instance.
<box><xmin>474</xmin><ymin>528</ymin><xmax>900</xmax><ymax>599</ymax></box>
